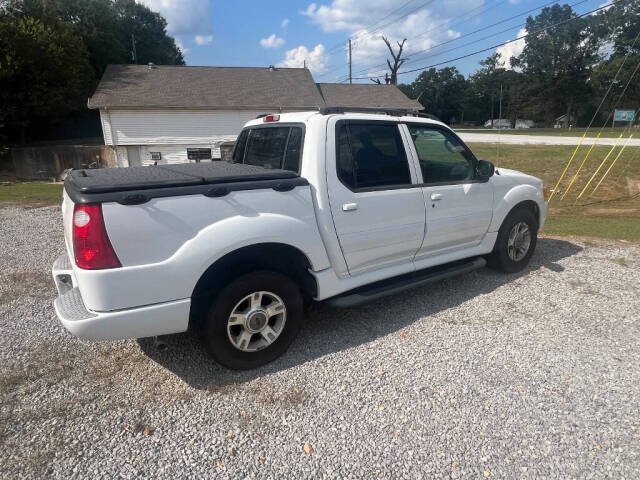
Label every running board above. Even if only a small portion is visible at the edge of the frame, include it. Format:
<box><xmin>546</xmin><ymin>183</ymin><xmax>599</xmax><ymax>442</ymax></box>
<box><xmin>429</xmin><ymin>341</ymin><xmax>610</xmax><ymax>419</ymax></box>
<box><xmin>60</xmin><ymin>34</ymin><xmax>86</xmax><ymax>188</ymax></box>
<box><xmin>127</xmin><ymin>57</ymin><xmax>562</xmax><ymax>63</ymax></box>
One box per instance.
<box><xmin>326</xmin><ymin>257</ymin><xmax>486</xmax><ymax>308</ymax></box>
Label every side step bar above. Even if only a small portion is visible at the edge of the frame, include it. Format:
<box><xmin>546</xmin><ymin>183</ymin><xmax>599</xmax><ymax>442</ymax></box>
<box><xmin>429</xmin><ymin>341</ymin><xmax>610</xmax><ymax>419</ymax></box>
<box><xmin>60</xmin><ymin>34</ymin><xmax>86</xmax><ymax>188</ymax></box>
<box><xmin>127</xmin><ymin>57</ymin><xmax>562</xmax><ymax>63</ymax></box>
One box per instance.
<box><xmin>326</xmin><ymin>257</ymin><xmax>486</xmax><ymax>308</ymax></box>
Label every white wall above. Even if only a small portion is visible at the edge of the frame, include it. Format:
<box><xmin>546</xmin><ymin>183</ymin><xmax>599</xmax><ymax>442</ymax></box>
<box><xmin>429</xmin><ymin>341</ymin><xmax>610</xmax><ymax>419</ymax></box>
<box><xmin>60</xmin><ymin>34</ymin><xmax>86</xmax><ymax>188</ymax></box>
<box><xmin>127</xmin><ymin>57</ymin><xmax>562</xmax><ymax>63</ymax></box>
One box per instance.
<box><xmin>100</xmin><ymin>108</ymin><xmax>265</xmax><ymax>146</ymax></box>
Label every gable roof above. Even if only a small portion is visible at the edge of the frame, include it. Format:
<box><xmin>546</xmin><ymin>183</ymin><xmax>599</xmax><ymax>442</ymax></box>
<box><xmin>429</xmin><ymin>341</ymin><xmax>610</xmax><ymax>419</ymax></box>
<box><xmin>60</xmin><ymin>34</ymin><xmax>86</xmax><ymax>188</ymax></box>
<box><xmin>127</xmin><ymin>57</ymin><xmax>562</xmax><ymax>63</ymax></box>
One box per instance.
<box><xmin>88</xmin><ymin>65</ymin><xmax>324</xmax><ymax>110</ymax></box>
<box><xmin>316</xmin><ymin>83</ymin><xmax>422</xmax><ymax>111</ymax></box>
<box><xmin>89</xmin><ymin>65</ymin><xmax>423</xmax><ymax>112</ymax></box>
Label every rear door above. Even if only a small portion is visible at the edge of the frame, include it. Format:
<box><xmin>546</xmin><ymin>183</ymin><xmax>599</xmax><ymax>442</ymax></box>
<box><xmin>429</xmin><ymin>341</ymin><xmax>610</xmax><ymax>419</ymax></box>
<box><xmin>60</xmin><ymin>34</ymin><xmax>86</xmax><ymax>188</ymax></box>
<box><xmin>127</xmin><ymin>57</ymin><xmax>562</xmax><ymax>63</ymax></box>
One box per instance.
<box><xmin>326</xmin><ymin>119</ymin><xmax>425</xmax><ymax>275</ymax></box>
<box><xmin>404</xmin><ymin>123</ymin><xmax>493</xmax><ymax>258</ymax></box>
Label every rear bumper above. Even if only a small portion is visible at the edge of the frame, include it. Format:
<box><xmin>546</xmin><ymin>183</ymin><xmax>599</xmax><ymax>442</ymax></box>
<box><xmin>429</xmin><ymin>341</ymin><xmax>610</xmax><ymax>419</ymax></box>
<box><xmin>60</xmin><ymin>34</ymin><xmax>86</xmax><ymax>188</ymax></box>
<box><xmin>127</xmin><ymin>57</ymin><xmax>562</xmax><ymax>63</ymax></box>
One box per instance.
<box><xmin>52</xmin><ymin>254</ymin><xmax>190</xmax><ymax>340</ymax></box>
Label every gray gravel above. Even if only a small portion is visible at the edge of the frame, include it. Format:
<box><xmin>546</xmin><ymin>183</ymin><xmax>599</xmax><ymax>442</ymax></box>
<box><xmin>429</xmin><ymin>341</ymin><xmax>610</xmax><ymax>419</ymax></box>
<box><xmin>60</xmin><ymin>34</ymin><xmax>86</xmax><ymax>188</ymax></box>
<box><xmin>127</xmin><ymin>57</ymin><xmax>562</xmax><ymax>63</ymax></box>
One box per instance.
<box><xmin>1</xmin><ymin>205</ymin><xmax>640</xmax><ymax>479</ymax></box>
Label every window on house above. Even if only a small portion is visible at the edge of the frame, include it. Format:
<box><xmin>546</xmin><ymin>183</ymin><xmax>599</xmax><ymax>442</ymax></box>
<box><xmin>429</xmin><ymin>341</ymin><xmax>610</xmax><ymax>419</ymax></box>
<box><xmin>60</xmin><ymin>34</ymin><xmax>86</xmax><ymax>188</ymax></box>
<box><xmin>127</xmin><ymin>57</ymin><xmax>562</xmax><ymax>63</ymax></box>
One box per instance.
<box><xmin>336</xmin><ymin>122</ymin><xmax>411</xmax><ymax>190</ymax></box>
<box><xmin>187</xmin><ymin>148</ymin><xmax>212</xmax><ymax>162</ymax></box>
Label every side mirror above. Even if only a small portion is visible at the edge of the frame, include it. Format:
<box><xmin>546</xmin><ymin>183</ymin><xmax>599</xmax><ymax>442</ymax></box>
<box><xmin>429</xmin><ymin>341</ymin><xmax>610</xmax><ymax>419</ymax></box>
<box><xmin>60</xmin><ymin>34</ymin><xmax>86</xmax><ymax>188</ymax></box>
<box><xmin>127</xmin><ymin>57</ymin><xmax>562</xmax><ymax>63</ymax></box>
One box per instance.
<box><xmin>475</xmin><ymin>160</ymin><xmax>495</xmax><ymax>180</ymax></box>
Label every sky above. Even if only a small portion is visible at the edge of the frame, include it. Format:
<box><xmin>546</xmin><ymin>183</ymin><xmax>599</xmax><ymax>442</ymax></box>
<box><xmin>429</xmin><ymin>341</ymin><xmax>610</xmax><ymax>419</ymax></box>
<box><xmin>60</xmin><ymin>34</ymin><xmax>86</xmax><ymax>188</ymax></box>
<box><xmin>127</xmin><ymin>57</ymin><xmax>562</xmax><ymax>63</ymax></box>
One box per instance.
<box><xmin>139</xmin><ymin>0</ymin><xmax>608</xmax><ymax>84</ymax></box>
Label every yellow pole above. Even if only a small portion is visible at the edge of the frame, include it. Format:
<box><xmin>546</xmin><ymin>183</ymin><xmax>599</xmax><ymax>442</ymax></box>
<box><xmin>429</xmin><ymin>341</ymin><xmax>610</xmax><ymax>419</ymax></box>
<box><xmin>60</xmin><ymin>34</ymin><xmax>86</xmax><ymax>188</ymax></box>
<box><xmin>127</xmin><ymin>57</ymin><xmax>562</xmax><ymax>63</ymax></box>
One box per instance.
<box><xmin>591</xmin><ymin>134</ymin><xmax>634</xmax><ymax>196</ymax></box>
<box><xmin>561</xmin><ymin>132</ymin><xmax>601</xmax><ymax>200</ymax></box>
<box><xmin>548</xmin><ymin>132</ymin><xmax>588</xmax><ymax>202</ymax></box>
<box><xmin>577</xmin><ymin>134</ymin><xmax>624</xmax><ymax>199</ymax></box>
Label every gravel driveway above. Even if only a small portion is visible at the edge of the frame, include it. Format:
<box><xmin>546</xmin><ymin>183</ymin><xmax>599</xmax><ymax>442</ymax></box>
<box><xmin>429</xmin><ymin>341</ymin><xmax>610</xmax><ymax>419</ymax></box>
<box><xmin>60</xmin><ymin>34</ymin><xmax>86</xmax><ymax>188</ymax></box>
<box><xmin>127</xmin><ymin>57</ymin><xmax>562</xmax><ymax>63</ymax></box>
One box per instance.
<box><xmin>1</xmin><ymin>205</ymin><xmax>639</xmax><ymax>479</ymax></box>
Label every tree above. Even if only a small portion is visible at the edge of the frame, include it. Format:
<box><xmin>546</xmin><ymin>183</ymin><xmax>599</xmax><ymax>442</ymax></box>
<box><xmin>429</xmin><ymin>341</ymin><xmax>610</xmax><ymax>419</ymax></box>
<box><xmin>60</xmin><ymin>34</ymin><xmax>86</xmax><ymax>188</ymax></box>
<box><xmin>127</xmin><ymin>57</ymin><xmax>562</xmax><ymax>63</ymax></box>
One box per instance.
<box><xmin>511</xmin><ymin>4</ymin><xmax>601</xmax><ymax>126</ymax></box>
<box><xmin>0</xmin><ymin>15</ymin><xmax>94</xmax><ymax>142</ymax></box>
<box><xmin>401</xmin><ymin>66</ymin><xmax>467</xmax><ymax>123</ymax></box>
<box><xmin>588</xmin><ymin>0</ymin><xmax>640</xmax><ymax>124</ymax></box>
<box><xmin>0</xmin><ymin>0</ymin><xmax>185</xmax><ymax>144</ymax></box>
<box><xmin>372</xmin><ymin>36</ymin><xmax>406</xmax><ymax>85</ymax></box>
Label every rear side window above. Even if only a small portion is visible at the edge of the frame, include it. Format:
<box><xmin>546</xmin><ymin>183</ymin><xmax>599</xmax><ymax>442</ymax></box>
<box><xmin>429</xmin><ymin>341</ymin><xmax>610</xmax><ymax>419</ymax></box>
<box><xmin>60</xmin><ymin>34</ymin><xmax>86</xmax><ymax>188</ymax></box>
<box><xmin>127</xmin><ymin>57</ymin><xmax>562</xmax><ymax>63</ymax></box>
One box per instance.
<box><xmin>232</xmin><ymin>126</ymin><xmax>303</xmax><ymax>172</ymax></box>
<box><xmin>336</xmin><ymin>122</ymin><xmax>411</xmax><ymax>189</ymax></box>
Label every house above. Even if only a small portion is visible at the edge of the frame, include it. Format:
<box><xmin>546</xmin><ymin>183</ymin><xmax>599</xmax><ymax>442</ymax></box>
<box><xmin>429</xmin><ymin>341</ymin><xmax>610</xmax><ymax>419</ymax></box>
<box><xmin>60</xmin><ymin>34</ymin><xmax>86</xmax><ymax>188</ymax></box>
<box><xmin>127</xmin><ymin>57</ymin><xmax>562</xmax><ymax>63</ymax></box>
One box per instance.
<box><xmin>88</xmin><ymin>64</ymin><xmax>422</xmax><ymax>167</ymax></box>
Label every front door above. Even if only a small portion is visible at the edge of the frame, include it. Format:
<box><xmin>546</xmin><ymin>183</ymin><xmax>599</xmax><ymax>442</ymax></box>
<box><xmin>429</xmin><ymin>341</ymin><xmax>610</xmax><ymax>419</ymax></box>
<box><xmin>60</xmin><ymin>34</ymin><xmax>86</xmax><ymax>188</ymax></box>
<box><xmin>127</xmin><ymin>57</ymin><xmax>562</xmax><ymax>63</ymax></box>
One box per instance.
<box><xmin>404</xmin><ymin>124</ymin><xmax>494</xmax><ymax>258</ymax></box>
<box><xmin>327</xmin><ymin>120</ymin><xmax>425</xmax><ymax>276</ymax></box>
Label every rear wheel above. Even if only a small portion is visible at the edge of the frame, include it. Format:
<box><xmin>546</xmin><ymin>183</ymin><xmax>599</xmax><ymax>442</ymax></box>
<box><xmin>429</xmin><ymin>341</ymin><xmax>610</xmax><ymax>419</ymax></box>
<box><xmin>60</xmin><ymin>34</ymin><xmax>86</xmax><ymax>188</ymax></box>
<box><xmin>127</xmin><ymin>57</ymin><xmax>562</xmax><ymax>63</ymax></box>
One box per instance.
<box><xmin>201</xmin><ymin>271</ymin><xmax>303</xmax><ymax>370</ymax></box>
<box><xmin>487</xmin><ymin>208</ymin><xmax>538</xmax><ymax>273</ymax></box>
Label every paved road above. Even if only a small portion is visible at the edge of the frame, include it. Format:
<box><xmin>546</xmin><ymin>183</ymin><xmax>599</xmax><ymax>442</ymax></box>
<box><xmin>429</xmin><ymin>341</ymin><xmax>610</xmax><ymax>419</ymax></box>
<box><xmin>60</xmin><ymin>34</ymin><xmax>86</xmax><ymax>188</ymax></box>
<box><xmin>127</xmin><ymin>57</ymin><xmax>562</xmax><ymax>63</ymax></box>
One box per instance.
<box><xmin>2</xmin><ymin>206</ymin><xmax>640</xmax><ymax>479</ymax></box>
<box><xmin>458</xmin><ymin>132</ymin><xmax>640</xmax><ymax>146</ymax></box>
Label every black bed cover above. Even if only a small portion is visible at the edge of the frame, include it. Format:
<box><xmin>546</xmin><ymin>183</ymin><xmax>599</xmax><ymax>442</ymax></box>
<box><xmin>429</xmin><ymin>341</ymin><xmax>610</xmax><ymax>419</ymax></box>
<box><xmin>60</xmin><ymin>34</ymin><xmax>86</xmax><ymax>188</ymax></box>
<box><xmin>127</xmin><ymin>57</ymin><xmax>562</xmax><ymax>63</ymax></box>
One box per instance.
<box><xmin>65</xmin><ymin>162</ymin><xmax>308</xmax><ymax>205</ymax></box>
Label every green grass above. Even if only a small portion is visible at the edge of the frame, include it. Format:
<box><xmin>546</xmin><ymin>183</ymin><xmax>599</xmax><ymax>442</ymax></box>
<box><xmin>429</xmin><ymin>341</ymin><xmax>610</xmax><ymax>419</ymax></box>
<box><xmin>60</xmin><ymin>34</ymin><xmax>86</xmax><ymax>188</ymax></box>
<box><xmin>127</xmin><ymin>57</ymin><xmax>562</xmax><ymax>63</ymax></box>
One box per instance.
<box><xmin>0</xmin><ymin>182</ymin><xmax>63</xmax><ymax>205</ymax></box>
<box><xmin>468</xmin><ymin>143</ymin><xmax>640</xmax><ymax>242</ymax></box>
<box><xmin>543</xmin><ymin>216</ymin><xmax>640</xmax><ymax>242</ymax></box>
<box><xmin>457</xmin><ymin>127</ymin><xmax>634</xmax><ymax>138</ymax></box>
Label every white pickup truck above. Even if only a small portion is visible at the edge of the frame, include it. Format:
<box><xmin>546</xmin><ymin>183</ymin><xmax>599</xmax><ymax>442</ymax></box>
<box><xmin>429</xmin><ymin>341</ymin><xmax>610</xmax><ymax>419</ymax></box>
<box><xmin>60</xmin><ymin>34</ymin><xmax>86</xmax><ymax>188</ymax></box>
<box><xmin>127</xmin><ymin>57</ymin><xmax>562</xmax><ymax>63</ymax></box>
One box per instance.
<box><xmin>53</xmin><ymin>109</ymin><xmax>548</xmax><ymax>369</ymax></box>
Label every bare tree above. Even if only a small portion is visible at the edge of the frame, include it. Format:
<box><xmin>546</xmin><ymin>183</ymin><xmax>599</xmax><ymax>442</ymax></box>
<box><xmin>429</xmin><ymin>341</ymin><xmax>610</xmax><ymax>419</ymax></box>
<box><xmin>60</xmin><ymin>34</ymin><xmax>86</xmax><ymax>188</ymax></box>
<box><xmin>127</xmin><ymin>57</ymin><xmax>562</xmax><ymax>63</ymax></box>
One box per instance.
<box><xmin>371</xmin><ymin>37</ymin><xmax>407</xmax><ymax>85</ymax></box>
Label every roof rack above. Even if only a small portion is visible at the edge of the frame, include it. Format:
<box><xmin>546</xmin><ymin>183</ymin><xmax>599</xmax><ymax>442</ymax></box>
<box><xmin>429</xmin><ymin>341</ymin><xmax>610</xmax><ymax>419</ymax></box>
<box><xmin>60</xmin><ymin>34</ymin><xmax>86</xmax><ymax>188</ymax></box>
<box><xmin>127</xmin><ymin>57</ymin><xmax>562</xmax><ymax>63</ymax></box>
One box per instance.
<box><xmin>319</xmin><ymin>106</ymin><xmax>419</xmax><ymax>116</ymax></box>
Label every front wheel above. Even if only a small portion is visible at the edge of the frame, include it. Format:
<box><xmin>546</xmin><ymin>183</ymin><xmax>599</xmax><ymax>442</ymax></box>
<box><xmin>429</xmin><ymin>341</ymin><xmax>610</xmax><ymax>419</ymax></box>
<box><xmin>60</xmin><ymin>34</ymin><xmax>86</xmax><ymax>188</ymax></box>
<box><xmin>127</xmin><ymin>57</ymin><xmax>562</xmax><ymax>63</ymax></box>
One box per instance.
<box><xmin>201</xmin><ymin>271</ymin><xmax>303</xmax><ymax>370</ymax></box>
<box><xmin>486</xmin><ymin>208</ymin><xmax>538</xmax><ymax>273</ymax></box>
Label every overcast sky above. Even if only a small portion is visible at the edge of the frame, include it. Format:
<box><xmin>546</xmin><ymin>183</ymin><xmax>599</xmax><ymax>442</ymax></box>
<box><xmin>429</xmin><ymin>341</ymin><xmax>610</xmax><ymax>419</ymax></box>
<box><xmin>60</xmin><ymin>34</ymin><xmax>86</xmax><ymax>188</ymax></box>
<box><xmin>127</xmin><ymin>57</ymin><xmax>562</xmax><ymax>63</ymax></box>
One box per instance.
<box><xmin>139</xmin><ymin>0</ymin><xmax>606</xmax><ymax>83</ymax></box>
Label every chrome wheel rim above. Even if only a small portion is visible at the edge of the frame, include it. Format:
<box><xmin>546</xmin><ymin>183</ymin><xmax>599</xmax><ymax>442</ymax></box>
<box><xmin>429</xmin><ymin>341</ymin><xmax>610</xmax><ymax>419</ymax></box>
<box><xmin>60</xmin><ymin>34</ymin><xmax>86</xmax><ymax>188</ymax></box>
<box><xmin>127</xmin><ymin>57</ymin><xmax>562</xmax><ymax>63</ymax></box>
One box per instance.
<box><xmin>507</xmin><ymin>222</ymin><xmax>531</xmax><ymax>262</ymax></box>
<box><xmin>227</xmin><ymin>291</ymin><xmax>286</xmax><ymax>352</ymax></box>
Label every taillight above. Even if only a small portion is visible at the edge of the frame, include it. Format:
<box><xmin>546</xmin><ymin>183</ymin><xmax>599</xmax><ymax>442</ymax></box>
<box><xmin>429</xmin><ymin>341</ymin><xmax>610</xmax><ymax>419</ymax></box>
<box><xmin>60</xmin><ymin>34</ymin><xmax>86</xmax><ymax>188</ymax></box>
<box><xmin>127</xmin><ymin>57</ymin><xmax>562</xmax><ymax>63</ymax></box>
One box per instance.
<box><xmin>72</xmin><ymin>204</ymin><xmax>121</xmax><ymax>269</ymax></box>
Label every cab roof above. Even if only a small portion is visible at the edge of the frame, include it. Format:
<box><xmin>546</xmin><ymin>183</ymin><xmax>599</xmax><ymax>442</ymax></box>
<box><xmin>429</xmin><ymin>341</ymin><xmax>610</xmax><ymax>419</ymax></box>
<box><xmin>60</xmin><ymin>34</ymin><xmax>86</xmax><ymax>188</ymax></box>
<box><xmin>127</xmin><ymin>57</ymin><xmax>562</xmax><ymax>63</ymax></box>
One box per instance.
<box><xmin>244</xmin><ymin>110</ymin><xmax>447</xmax><ymax>129</ymax></box>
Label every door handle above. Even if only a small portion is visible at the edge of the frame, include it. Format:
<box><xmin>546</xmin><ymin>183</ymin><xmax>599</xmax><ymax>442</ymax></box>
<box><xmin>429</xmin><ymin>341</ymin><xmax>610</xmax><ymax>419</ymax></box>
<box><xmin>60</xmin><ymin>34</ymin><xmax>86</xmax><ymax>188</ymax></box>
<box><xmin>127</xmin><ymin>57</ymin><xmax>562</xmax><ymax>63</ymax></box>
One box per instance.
<box><xmin>342</xmin><ymin>202</ymin><xmax>358</xmax><ymax>212</ymax></box>
<box><xmin>430</xmin><ymin>193</ymin><xmax>443</xmax><ymax>201</ymax></box>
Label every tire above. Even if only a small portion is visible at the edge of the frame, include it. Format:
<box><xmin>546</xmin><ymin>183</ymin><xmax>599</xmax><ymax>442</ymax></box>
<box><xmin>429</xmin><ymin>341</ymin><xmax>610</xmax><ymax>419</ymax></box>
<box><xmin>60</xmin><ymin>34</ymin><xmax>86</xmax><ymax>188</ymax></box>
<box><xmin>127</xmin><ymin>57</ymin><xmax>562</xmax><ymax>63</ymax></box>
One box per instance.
<box><xmin>486</xmin><ymin>207</ymin><xmax>538</xmax><ymax>273</ymax></box>
<box><xmin>201</xmin><ymin>271</ymin><xmax>303</xmax><ymax>370</ymax></box>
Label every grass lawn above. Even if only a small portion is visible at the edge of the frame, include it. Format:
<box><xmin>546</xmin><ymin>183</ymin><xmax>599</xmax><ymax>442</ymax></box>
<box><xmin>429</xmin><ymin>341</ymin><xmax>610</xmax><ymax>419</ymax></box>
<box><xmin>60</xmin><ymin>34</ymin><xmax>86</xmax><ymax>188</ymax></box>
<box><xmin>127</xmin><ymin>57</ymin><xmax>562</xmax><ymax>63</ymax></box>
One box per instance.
<box><xmin>469</xmin><ymin>143</ymin><xmax>640</xmax><ymax>242</ymax></box>
<box><xmin>0</xmin><ymin>182</ymin><xmax>63</xmax><ymax>205</ymax></box>
<box><xmin>457</xmin><ymin>127</ymin><xmax>635</xmax><ymax>138</ymax></box>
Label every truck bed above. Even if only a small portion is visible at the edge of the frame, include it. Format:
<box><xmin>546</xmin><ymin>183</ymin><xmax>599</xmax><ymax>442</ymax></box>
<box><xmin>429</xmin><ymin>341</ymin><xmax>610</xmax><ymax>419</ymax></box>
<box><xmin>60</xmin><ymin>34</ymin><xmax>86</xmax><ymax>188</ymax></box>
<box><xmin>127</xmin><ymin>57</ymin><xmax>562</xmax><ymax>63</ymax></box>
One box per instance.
<box><xmin>65</xmin><ymin>162</ymin><xmax>307</xmax><ymax>205</ymax></box>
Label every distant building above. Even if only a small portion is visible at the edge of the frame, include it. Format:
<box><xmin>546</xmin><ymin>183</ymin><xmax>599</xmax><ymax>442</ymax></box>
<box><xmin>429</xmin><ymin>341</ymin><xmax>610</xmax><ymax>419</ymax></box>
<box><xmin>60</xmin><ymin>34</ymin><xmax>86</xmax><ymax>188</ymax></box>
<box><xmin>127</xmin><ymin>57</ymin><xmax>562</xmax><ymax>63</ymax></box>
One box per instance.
<box><xmin>515</xmin><ymin>119</ymin><xmax>534</xmax><ymax>129</ymax></box>
<box><xmin>88</xmin><ymin>64</ymin><xmax>422</xmax><ymax>167</ymax></box>
<box><xmin>483</xmin><ymin>119</ymin><xmax>511</xmax><ymax>129</ymax></box>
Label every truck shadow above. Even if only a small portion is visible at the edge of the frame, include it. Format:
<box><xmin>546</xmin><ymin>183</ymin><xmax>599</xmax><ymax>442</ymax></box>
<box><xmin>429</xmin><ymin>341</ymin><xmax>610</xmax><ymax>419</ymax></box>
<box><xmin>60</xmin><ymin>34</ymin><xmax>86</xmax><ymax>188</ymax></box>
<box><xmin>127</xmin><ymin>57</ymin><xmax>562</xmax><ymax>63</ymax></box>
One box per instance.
<box><xmin>137</xmin><ymin>237</ymin><xmax>582</xmax><ymax>389</ymax></box>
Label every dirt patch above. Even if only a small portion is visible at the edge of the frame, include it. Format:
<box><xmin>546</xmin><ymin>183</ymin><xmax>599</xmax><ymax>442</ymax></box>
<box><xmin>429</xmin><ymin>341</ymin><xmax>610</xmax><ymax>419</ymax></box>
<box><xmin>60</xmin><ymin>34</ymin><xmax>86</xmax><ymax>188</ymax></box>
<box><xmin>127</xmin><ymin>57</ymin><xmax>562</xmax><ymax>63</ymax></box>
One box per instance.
<box><xmin>587</xmin><ymin>207</ymin><xmax>640</xmax><ymax>215</ymax></box>
<box><xmin>0</xmin><ymin>271</ymin><xmax>55</xmax><ymax>305</ymax></box>
<box><xmin>627</xmin><ymin>178</ymin><xmax>640</xmax><ymax>195</ymax></box>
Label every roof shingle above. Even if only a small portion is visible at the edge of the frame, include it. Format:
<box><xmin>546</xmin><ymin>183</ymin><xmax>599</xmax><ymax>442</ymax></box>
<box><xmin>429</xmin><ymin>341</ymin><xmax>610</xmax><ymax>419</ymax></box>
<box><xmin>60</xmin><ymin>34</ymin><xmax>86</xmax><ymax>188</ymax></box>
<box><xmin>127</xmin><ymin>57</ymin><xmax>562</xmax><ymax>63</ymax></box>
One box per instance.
<box><xmin>316</xmin><ymin>83</ymin><xmax>422</xmax><ymax>111</ymax></box>
<box><xmin>88</xmin><ymin>64</ymin><xmax>423</xmax><ymax>112</ymax></box>
<box><xmin>88</xmin><ymin>65</ymin><xmax>324</xmax><ymax>109</ymax></box>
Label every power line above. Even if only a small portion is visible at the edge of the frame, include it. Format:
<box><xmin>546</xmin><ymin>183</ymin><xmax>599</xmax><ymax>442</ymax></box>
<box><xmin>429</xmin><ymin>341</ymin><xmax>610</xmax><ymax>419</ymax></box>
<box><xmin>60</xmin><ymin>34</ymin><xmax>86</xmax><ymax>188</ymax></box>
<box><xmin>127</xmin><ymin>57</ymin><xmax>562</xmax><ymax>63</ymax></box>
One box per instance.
<box><xmin>327</xmin><ymin>0</ymin><xmax>509</xmax><ymax>81</ymax></box>
<box><xmin>347</xmin><ymin>0</ymin><xmax>584</xmax><ymax>81</ymax></box>
<box><xmin>351</xmin><ymin>1</ymin><xmax>619</xmax><ymax>81</ymax></box>
<box><xmin>317</xmin><ymin>0</ymin><xmax>436</xmax><ymax>79</ymax></box>
<box><xmin>322</xmin><ymin>0</ymin><xmax>431</xmax><ymax>57</ymax></box>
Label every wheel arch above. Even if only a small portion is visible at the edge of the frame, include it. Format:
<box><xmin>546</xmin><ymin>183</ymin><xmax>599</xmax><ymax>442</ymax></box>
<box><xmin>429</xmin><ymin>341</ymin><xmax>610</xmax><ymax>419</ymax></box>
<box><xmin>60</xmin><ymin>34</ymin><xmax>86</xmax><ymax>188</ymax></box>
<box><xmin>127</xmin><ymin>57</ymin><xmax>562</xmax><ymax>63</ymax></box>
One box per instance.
<box><xmin>490</xmin><ymin>184</ymin><xmax>544</xmax><ymax>232</ymax></box>
<box><xmin>189</xmin><ymin>242</ymin><xmax>318</xmax><ymax>328</ymax></box>
<box><xmin>510</xmin><ymin>200</ymin><xmax>540</xmax><ymax>228</ymax></box>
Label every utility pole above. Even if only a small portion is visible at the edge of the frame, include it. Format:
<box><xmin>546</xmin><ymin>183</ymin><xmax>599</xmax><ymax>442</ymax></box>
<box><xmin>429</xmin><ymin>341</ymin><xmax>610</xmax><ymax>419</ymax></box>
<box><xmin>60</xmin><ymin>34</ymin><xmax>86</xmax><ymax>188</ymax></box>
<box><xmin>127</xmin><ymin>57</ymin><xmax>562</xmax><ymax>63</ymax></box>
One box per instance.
<box><xmin>131</xmin><ymin>34</ymin><xmax>137</xmax><ymax>64</ymax></box>
<box><xmin>348</xmin><ymin>39</ymin><xmax>352</xmax><ymax>85</ymax></box>
<box><xmin>490</xmin><ymin>90</ymin><xmax>494</xmax><ymax>128</ymax></box>
<box><xmin>498</xmin><ymin>83</ymin><xmax>503</xmax><ymax>125</ymax></box>
<box><xmin>303</xmin><ymin>59</ymin><xmax>306</xmax><ymax>69</ymax></box>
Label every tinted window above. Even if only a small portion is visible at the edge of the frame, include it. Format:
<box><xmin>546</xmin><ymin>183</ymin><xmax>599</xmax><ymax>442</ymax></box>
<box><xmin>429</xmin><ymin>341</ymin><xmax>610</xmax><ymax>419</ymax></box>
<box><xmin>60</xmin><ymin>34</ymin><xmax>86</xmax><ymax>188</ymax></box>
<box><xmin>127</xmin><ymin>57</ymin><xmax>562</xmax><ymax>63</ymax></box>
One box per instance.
<box><xmin>336</xmin><ymin>122</ymin><xmax>411</xmax><ymax>189</ymax></box>
<box><xmin>232</xmin><ymin>129</ymin><xmax>249</xmax><ymax>163</ymax></box>
<box><xmin>283</xmin><ymin>127</ymin><xmax>302</xmax><ymax>172</ymax></box>
<box><xmin>233</xmin><ymin>126</ymin><xmax>303</xmax><ymax>172</ymax></box>
<box><xmin>408</xmin><ymin>126</ymin><xmax>474</xmax><ymax>183</ymax></box>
